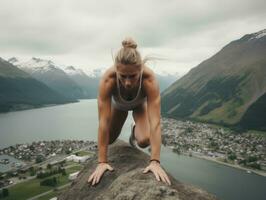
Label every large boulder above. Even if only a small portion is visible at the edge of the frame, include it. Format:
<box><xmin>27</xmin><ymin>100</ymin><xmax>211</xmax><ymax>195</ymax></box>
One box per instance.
<box><xmin>59</xmin><ymin>140</ymin><xmax>217</xmax><ymax>200</ymax></box>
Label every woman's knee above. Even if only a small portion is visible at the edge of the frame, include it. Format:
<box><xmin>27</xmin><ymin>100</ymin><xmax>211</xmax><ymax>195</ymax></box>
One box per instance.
<box><xmin>137</xmin><ymin>137</ymin><xmax>150</xmax><ymax>148</ymax></box>
<box><xmin>108</xmin><ymin>136</ymin><xmax>118</xmax><ymax>145</ymax></box>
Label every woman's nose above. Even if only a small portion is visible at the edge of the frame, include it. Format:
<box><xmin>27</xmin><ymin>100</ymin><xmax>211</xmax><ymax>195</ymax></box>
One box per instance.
<box><xmin>125</xmin><ymin>79</ymin><xmax>132</xmax><ymax>87</ymax></box>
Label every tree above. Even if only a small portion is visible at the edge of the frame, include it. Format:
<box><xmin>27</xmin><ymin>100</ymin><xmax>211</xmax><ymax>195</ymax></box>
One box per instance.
<box><xmin>228</xmin><ymin>153</ymin><xmax>237</xmax><ymax>160</ymax></box>
<box><xmin>247</xmin><ymin>156</ymin><xmax>258</xmax><ymax>163</ymax></box>
<box><xmin>40</xmin><ymin>177</ymin><xmax>57</xmax><ymax>187</ymax></box>
<box><xmin>2</xmin><ymin>188</ymin><xmax>9</xmax><ymax>197</ymax></box>
<box><xmin>35</xmin><ymin>155</ymin><xmax>44</xmax><ymax>163</ymax></box>
<box><xmin>61</xmin><ymin>168</ymin><xmax>67</xmax><ymax>176</ymax></box>
<box><xmin>29</xmin><ymin>166</ymin><xmax>36</xmax><ymax>176</ymax></box>
<box><xmin>47</xmin><ymin>164</ymin><xmax>52</xmax><ymax>170</ymax></box>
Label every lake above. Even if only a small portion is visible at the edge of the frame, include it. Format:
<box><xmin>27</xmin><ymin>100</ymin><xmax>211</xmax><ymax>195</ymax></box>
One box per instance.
<box><xmin>0</xmin><ymin>99</ymin><xmax>265</xmax><ymax>200</ymax></box>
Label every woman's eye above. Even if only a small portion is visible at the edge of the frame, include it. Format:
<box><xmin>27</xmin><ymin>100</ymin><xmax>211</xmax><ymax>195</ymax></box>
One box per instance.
<box><xmin>120</xmin><ymin>74</ymin><xmax>137</xmax><ymax>79</ymax></box>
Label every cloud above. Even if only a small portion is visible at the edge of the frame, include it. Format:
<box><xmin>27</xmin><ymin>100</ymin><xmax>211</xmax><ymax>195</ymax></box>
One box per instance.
<box><xmin>1</xmin><ymin>0</ymin><xmax>266</xmax><ymax>76</ymax></box>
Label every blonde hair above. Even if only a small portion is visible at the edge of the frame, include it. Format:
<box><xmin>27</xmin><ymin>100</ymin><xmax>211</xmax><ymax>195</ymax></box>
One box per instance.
<box><xmin>115</xmin><ymin>37</ymin><xmax>143</xmax><ymax>67</ymax></box>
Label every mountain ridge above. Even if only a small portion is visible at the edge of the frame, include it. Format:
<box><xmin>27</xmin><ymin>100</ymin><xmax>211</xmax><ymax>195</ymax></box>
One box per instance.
<box><xmin>161</xmin><ymin>29</ymin><xmax>266</xmax><ymax>131</ymax></box>
<box><xmin>0</xmin><ymin>57</ymin><xmax>76</xmax><ymax>112</ymax></box>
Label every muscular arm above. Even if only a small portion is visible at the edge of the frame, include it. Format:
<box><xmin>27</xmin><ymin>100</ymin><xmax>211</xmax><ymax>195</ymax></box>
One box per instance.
<box><xmin>140</xmin><ymin>68</ymin><xmax>171</xmax><ymax>185</ymax></box>
<box><xmin>97</xmin><ymin>75</ymin><xmax>113</xmax><ymax>162</ymax></box>
<box><xmin>88</xmin><ymin>69</ymin><xmax>115</xmax><ymax>186</ymax></box>
<box><xmin>144</xmin><ymin>73</ymin><xmax>161</xmax><ymax>161</ymax></box>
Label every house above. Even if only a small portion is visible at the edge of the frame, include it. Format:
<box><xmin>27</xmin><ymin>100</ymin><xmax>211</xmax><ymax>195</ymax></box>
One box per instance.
<box><xmin>65</xmin><ymin>155</ymin><xmax>90</xmax><ymax>163</ymax></box>
<box><xmin>68</xmin><ymin>171</ymin><xmax>80</xmax><ymax>181</ymax></box>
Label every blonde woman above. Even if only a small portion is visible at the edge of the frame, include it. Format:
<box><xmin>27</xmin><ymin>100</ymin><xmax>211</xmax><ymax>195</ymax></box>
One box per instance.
<box><xmin>88</xmin><ymin>38</ymin><xmax>171</xmax><ymax>186</ymax></box>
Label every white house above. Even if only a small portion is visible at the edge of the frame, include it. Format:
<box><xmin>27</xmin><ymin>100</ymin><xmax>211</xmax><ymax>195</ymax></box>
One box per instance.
<box><xmin>68</xmin><ymin>171</ymin><xmax>80</xmax><ymax>181</ymax></box>
<box><xmin>65</xmin><ymin>155</ymin><xmax>90</xmax><ymax>163</ymax></box>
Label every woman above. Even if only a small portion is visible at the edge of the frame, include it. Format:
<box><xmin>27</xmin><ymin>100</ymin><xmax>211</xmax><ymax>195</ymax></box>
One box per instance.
<box><xmin>88</xmin><ymin>38</ymin><xmax>171</xmax><ymax>186</ymax></box>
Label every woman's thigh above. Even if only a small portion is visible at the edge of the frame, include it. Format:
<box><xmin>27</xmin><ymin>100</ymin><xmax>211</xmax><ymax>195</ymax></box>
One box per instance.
<box><xmin>132</xmin><ymin>101</ymin><xmax>150</xmax><ymax>147</ymax></box>
<box><xmin>109</xmin><ymin>106</ymin><xmax>128</xmax><ymax>144</ymax></box>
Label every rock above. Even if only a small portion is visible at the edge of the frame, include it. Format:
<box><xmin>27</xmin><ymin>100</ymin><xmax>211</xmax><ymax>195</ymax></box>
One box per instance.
<box><xmin>59</xmin><ymin>140</ymin><xmax>217</xmax><ymax>200</ymax></box>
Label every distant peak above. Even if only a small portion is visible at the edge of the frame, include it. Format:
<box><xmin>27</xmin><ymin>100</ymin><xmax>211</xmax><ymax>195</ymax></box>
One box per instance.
<box><xmin>8</xmin><ymin>57</ymin><xmax>19</xmax><ymax>63</ymax></box>
<box><xmin>0</xmin><ymin>57</ymin><xmax>6</xmax><ymax>62</ymax></box>
<box><xmin>247</xmin><ymin>29</ymin><xmax>266</xmax><ymax>41</ymax></box>
<box><xmin>62</xmin><ymin>65</ymin><xmax>87</xmax><ymax>76</ymax></box>
<box><xmin>32</xmin><ymin>57</ymin><xmax>41</xmax><ymax>62</ymax></box>
<box><xmin>66</xmin><ymin>66</ymin><xmax>76</xmax><ymax>70</ymax></box>
<box><xmin>31</xmin><ymin>57</ymin><xmax>53</xmax><ymax>64</ymax></box>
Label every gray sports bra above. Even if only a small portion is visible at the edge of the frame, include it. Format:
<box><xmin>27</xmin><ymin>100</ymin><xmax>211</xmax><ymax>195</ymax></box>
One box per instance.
<box><xmin>111</xmin><ymin>68</ymin><xmax>147</xmax><ymax>111</ymax></box>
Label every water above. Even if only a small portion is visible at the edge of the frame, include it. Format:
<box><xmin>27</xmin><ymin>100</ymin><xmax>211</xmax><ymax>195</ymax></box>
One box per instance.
<box><xmin>0</xmin><ymin>99</ymin><xmax>265</xmax><ymax>200</ymax></box>
<box><xmin>0</xmin><ymin>155</ymin><xmax>25</xmax><ymax>173</ymax></box>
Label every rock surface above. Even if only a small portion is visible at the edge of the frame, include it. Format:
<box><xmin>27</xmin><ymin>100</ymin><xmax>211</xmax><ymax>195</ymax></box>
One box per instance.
<box><xmin>59</xmin><ymin>140</ymin><xmax>218</xmax><ymax>200</ymax></box>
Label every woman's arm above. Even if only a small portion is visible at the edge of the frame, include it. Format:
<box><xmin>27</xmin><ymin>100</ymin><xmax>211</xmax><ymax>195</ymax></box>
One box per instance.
<box><xmin>88</xmin><ymin>72</ymin><xmax>115</xmax><ymax>186</ymax></box>
<box><xmin>144</xmin><ymin>74</ymin><xmax>161</xmax><ymax>161</ymax></box>
<box><xmin>143</xmin><ymin>69</ymin><xmax>171</xmax><ymax>185</ymax></box>
<box><xmin>97</xmin><ymin>78</ymin><xmax>112</xmax><ymax>162</ymax></box>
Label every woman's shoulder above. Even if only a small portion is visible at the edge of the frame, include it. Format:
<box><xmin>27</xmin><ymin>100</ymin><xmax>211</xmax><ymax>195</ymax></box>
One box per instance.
<box><xmin>100</xmin><ymin>66</ymin><xmax>116</xmax><ymax>81</ymax></box>
<box><xmin>142</xmin><ymin>65</ymin><xmax>156</xmax><ymax>82</ymax></box>
<box><xmin>142</xmin><ymin>65</ymin><xmax>159</xmax><ymax>93</ymax></box>
<box><xmin>99</xmin><ymin>66</ymin><xmax>116</xmax><ymax>92</ymax></box>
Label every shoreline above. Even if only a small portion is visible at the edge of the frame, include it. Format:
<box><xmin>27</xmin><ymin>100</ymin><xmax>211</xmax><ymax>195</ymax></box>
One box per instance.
<box><xmin>190</xmin><ymin>153</ymin><xmax>266</xmax><ymax>177</ymax></box>
<box><xmin>163</xmin><ymin>144</ymin><xmax>266</xmax><ymax>177</ymax></box>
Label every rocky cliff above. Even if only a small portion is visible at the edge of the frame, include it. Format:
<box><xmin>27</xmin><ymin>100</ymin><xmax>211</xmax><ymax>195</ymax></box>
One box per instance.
<box><xmin>59</xmin><ymin>140</ymin><xmax>217</xmax><ymax>200</ymax></box>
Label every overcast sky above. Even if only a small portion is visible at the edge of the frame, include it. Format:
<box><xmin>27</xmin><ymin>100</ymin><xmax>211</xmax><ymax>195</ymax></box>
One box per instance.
<box><xmin>1</xmin><ymin>0</ymin><xmax>266</xmax><ymax>76</ymax></box>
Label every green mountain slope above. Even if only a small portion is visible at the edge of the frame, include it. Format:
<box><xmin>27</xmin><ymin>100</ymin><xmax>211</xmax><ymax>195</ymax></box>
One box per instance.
<box><xmin>161</xmin><ymin>29</ymin><xmax>266</xmax><ymax>131</ymax></box>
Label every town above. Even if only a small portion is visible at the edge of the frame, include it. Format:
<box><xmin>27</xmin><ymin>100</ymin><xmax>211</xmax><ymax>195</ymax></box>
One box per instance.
<box><xmin>0</xmin><ymin>119</ymin><xmax>266</xmax><ymax>199</ymax></box>
<box><xmin>161</xmin><ymin>117</ymin><xmax>266</xmax><ymax>175</ymax></box>
<box><xmin>0</xmin><ymin>140</ymin><xmax>97</xmax><ymax>199</ymax></box>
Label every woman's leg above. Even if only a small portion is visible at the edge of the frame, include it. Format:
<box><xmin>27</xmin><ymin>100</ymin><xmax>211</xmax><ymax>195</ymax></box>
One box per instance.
<box><xmin>109</xmin><ymin>106</ymin><xmax>128</xmax><ymax>144</ymax></box>
<box><xmin>132</xmin><ymin>102</ymin><xmax>150</xmax><ymax>148</ymax></box>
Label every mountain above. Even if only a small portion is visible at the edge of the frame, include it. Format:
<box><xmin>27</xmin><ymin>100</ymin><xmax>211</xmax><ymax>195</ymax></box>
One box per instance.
<box><xmin>8</xmin><ymin>57</ymin><xmax>180</xmax><ymax>99</ymax></box>
<box><xmin>0</xmin><ymin>57</ymin><xmax>76</xmax><ymax>112</ymax></box>
<box><xmin>9</xmin><ymin>57</ymin><xmax>83</xmax><ymax>100</ymax></box>
<box><xmin>61</xmin><ymin>66</ymin><xmax>101</xmax><ymax>98</ymax></box>
<box><xmin>155</xmin><ymin>73</ymin><xmax>179</xmax><ymax>92</ymax></box>
<box><xmin>161</xmin><ymin>29</ymin><xmax>266</xmax><ymax>131</ymax></box>
<box><xmin>59</xmin><ymin>140</ymin><xmax>217</xmax><ymax>200</ymax></box>
<box><xmin>62</xmin><ymin>65</ymin><xmax>177</xmax><ymax>97</ymax></box>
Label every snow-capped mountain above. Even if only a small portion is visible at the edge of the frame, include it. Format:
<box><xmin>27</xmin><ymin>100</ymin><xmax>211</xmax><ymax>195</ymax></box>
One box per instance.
<box><xmin>61</xmin><ymin>65</ymin><xmax>100</xmax><ymax>98</ymax></box>
<box><xmin>9</xmin><ymin>57</ymin><xmax>83</xmax><ymax>100</ymax></box>
<box><xmin>8</xmin><ymin>56</ymin><xmax>179</xmax><ymax>98</ymax></box>
<box><xmin>85</xmin><ymin>68</ymin><xmax>105</xmax><ymax>78</ymax></box>
<box><xmin>9</xmin><ymin>57</ymin><xmax>60</xmax><ymax>73</ymax></box>
<box><xmin>61</xmin><ymin>65</ymin><xmax>87</xmax><ymax>76</ymax></box>
<box><xmin>247</xmin><ymin>29</ymin><xmax>266</xmax><ymax>41</ymax></box>
<box><xmin>0</xmin><ymin>57</ymin><xmax>75</xmax><ymax>112</ymax></box>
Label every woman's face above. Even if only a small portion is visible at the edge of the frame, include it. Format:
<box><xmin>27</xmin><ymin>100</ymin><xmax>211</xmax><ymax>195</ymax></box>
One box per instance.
<box><xmin>116</xmin><ymin>63</ymin><xmax>142</xmax><ymax>90</ymax></box>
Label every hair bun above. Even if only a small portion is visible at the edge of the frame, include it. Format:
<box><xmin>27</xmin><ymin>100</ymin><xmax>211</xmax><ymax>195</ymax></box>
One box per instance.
<box><xmin>122</xmin><ymin>37</ymin><xmax>137</xmax><ymax>49</ymax></box>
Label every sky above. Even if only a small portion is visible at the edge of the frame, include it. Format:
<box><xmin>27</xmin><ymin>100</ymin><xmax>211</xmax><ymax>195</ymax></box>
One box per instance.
<box><xmin>1</xmin><ymin>0</ymin><xmax>266</xmax><ymax>76</ymax></box>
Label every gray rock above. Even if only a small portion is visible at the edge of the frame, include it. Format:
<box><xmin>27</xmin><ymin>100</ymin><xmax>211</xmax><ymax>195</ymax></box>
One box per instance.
<box><xmin>59</xmin><ymin>140</ymin><xmax>218</xmax><ymax>200</ymax></box>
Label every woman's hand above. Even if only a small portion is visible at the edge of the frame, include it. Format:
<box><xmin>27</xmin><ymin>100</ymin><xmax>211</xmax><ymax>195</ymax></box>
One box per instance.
<box><xmin>88</xmin><ymin>163</ymin><xmax>114</xmax><ymax>186</ymax></box>
<box><xmin>143</xmin><ymin>161</ymin><xmax>171</xmax><ymax>185</ymax></box>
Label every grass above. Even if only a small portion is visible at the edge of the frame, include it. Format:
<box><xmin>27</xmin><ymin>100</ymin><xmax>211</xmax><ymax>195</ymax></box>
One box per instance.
<box><xmin>2</xmin><ymin>165</ymin><xmax>83</xmax><ymax>200</ymax></box>
<box><xmin>75</xmin><ymin>150</ymin><xmax>93</xmax><ymax>157</ymax></box>
<box><xmin>66</xmin><ymin>165</ymin><xmax>83</xmax><ymax>174</ymax></box>
<box><xmin>3</xmin><ymin>178</ymin><xmax>54</xmax><ymax>200</ymax></box>
<box><xmin>65</xmin><ymin>160</ymin><xmax>78</xmax><ymax>166</ymax></box>
<box><xmin>36</xmin><ymin>191</ymin><xmax>58</xmax><ymax>200</ymax></box>
<box><xmin>36</xmin><ymin>186</ymin><xmax>70</xmax><ymax>200</ymax></box>
<box><xmin>246</xmin><ymin>130</ymin><xmax>266</xmax><ymax>137</ymax></box>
